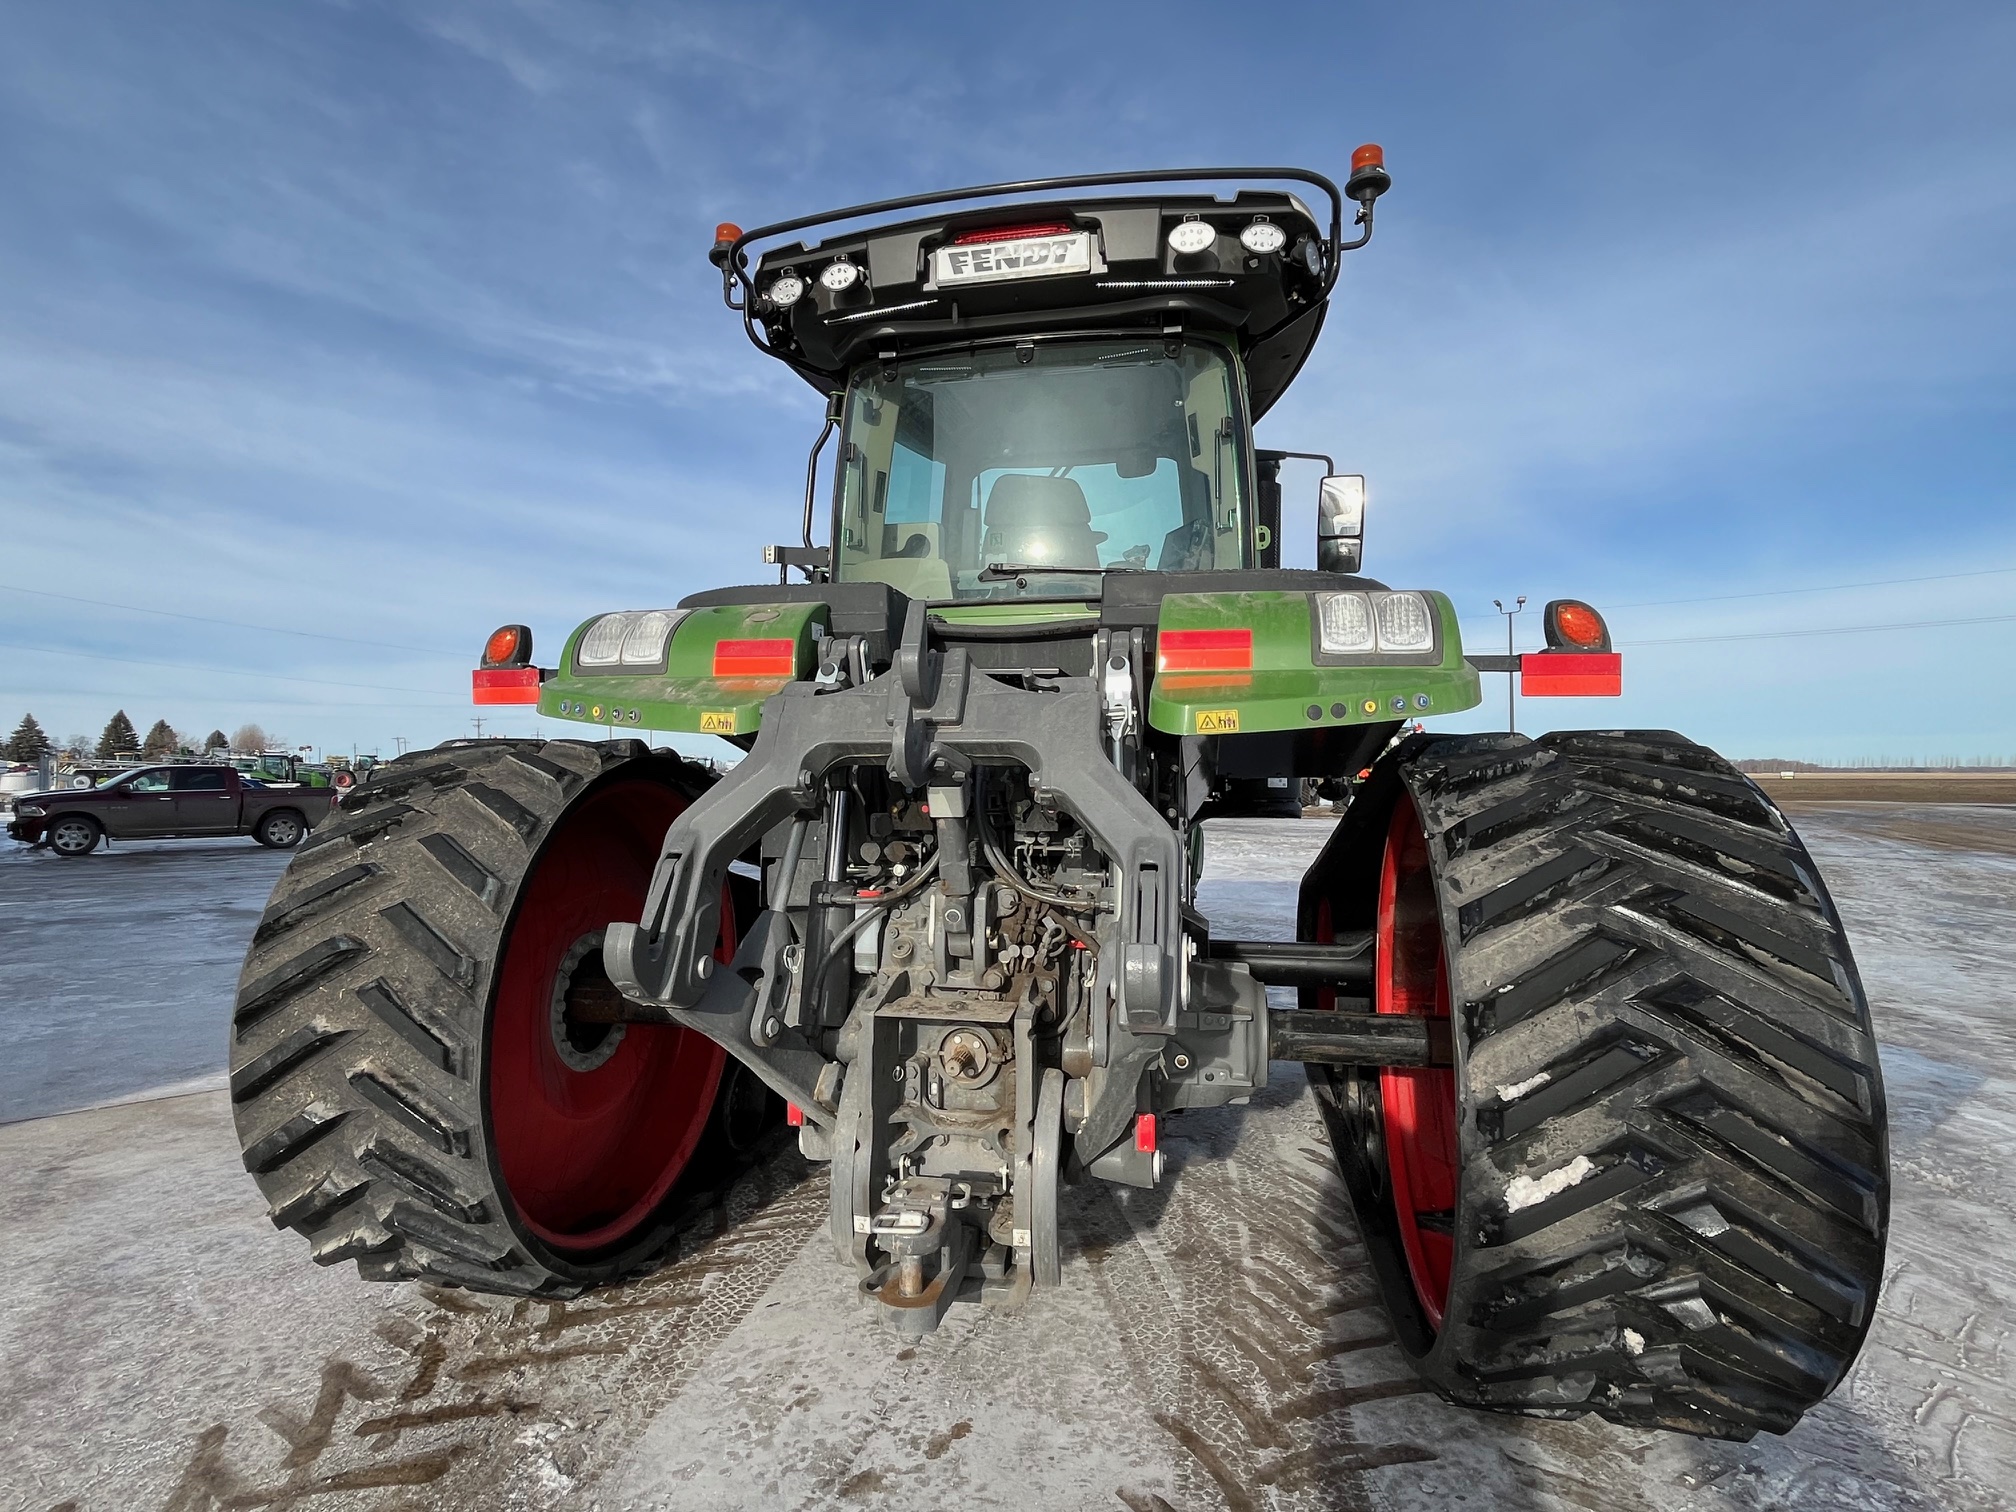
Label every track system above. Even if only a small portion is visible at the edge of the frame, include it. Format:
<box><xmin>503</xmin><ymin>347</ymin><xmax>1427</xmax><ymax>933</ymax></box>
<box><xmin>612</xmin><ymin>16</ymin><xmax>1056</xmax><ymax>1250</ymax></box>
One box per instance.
<box><xmin>1301</xmin><ymin>730</ymin><xmax>1889</xmax><ymax>1439</ymax></box>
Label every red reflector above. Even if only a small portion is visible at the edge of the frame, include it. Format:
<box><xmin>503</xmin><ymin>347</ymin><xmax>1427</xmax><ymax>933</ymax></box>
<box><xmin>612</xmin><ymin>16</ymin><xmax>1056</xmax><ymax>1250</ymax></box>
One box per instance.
<box><xmin>1520</xmin><ymin>652</ymin><xmax>1622</xmax><ymax>697</ymax></box>
<box><xmin>1157</xmin><ymin>628</ymin><xmax>1253</xmax><ymax>673</ymax></box>
<box><xmin>712</xmin><ymin>637</ymin><xmax>796</xmax><ymax>677</ymax></box>
<box><xmin>1135</xmin><ymin>1113</ymin><xmax>1157</xmax><ymax>1153</ymax></box>
<box><xmin>952</xmin><ymin>221</ymin><xmax>1075</xmax><ymax>245</ymax></box>
<box><xmin>786</xmin><ymin>1103</ymin><xmax>805</xmax><ymax>1127</ymax></box>
<box><xmin>472</xmin><ymin>667</ymin><xmax>541</xmax><ymax>705</ymax></box>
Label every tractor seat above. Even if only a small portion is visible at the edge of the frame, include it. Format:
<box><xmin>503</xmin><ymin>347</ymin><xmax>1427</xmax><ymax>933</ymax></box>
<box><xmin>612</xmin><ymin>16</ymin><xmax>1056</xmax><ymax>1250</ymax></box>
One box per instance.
<box><xmin>981</xmin><ymin>474</ymin><xmax>1107</xmax><ymax>570</ymax></box>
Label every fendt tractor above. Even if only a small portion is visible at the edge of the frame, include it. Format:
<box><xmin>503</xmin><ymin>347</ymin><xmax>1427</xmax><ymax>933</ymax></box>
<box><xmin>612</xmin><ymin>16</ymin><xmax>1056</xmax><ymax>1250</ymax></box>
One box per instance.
<box><xmin>232</xmin><ymin>155</ymin><xmax>1889</xmax><ymax>1442</ymax></box>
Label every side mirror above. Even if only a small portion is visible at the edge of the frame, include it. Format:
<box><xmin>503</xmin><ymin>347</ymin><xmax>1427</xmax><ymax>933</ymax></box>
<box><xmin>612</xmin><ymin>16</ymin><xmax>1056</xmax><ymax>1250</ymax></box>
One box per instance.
<box><xmin>1317</xmin><ymin>474</ymin><xmax>1366</xmax><ymax>575</ymax></box>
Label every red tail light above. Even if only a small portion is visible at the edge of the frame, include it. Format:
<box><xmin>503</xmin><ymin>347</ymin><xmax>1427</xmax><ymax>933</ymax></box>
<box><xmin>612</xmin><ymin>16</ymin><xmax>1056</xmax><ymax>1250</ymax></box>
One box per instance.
<box><xmin>1157</xmin><ymin>628</ymin><xmax>1252</xmax><ymax>673</ymax></box>
<box><xmin>472</xmin><ymin>667</ymin><xmax>540</xmax><ymax>705</ymax></box>
<box><xmin>712</xmin><ymin>637</ymin><xmax>796</xmax><ymax>678</ymax></box>
<box><xmin>952</xmin><ymin>221</ymin><xmax>1075</xmax><ymax>245</ymax></box>
<box><xmin>1521</xmin><ymin>652</ymin><xmax>1622</xmax><ymax>697</ymax></box>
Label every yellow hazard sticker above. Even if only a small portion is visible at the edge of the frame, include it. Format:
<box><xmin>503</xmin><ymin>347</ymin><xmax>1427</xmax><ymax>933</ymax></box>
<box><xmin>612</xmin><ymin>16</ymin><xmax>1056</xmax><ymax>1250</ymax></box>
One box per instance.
<box><xmin>699</xmin><ymin>710</ymin><xmax>738</xmax><ymax>735</ymax></box>
<box><xmin>1195</xmin><ymin>708</ymin><xmax>1241</xmax><ymax>734</ymax></box>
<box><xmin>589</xmin><ymin>704</ymin><xmax>604</xmax><ymax>721</ymax></box>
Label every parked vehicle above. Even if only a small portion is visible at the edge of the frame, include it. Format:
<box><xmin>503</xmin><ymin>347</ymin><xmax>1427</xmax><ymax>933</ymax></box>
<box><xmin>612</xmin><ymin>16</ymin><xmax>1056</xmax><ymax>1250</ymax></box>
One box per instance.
<box><xmin>6</xmin><ymin>764</ymin><xmax>337</xmax><ymax>855</ymax></box>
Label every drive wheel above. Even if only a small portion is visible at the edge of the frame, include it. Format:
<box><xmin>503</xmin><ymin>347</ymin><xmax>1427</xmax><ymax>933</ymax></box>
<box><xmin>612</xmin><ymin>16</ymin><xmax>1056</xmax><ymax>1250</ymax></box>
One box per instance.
<box><xmin>48</xmin><ymin>815</ymin><xmax>101</xmax><ymax>857</ymax></box>
<box><xmin>1300</xmin><ymin>731</ymin><xmax>1888</xmax><ymax>1440</ymax></box>
<box><xmin>229</xmin><ymin>738</ymin><xmax>768</xmax><ymax>1294</ymax></box>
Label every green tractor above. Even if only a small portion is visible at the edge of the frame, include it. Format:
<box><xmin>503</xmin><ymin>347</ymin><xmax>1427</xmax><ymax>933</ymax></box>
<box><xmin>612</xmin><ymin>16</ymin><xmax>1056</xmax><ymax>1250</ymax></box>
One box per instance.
<box><xmin>231</xmin><ymin>155</ymin><xmax>1887</xmax><ymax>1441</ymax></box>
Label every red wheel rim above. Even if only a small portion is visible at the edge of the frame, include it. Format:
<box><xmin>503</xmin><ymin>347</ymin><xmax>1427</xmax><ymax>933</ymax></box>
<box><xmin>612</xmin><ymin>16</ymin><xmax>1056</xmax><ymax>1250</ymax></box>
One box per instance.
<box><xmin>1375</xmin><ymin>794</ymin><xmax>1459</xmax><ymax>1331</ymax></box>
<box><xmin>486</xmin><ymin>778</ymin><xmax>734</xmax><ymax>1253</ymax></box>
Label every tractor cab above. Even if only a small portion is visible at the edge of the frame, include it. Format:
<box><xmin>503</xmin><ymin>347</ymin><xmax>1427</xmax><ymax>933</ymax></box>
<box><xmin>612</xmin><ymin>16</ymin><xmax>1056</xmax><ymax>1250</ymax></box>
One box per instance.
<box><xmin>712</xmin><ymin>161</ymin><xmax>1391</xmax><ymax>595</ymax></box>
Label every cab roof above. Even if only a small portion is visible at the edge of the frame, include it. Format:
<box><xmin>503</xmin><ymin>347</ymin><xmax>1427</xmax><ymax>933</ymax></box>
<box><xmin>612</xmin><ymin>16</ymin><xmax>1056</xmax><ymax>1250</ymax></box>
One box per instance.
<box><xmin>715</xmin><ymin>168</ymin><xmax>1362</xmax><ymax>421</ymax></box>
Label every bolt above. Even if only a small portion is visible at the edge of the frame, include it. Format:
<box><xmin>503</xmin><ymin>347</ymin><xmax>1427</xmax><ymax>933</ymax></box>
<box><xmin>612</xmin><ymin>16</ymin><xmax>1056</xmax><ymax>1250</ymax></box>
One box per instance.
<box><xmin>763</xmin><ymin>1016</ymin><xmax>781</xmax><ymax>1039</ymax></box>
<box><xmin>891</xmin><ymin>937</ymin><xmax>913</xmax><ymax>960</ymax></box>
<box><xmin>1172</xmin><ymin>1051</ymin><xmax>1192</xmax><ymax>1071</ymax></box>
<box><xmin>695</xmin><ymin>957</ymin><xmax>713</xmax><ymax>980</ymax></box>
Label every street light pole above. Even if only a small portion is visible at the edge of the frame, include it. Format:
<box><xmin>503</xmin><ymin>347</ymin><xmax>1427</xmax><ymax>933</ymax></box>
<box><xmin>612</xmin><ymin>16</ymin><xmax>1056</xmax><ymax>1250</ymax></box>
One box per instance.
<box><xmin>1493</xmin><ymin>596</ymin><xmax>1526</xmax><ymax>733</ymax></box>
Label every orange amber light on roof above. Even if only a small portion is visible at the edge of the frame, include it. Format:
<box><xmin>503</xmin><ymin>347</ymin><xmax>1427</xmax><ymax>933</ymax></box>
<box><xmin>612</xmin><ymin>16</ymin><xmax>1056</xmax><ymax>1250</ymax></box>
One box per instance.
<box><xmin>1352</xmin><ymin>143</ymin><xmax>1384</xmax><ymax>172</ymax></box>
<box><xmin>714</xmin><ymin>222</ymin><xmax>743</xmax><ymax>243</ymax></box>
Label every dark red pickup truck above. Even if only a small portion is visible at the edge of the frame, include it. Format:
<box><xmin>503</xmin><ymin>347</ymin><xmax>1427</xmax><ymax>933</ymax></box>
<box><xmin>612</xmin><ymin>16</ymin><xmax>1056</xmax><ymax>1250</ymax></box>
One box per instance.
<box><xmin>5</xmin><ymin>764</ymin><xmax>339</xmax><ymax>856</ymax></box>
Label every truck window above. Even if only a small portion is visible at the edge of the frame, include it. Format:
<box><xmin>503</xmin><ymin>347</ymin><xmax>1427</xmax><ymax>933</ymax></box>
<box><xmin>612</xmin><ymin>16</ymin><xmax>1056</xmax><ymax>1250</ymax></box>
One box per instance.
<box><xmin>127</xmin><ymin>770</ymin><xmax>171</xmax><ymax>793</ymax></box>
<box><xmin>170</xmin><ymin>769</ymin><xmax>230</xmax><ymax>792</ymax></box>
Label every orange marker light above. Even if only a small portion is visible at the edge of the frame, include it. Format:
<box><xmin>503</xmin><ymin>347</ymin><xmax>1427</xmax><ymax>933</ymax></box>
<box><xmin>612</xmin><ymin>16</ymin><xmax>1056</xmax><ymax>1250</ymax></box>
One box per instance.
<box><xmin>712</xmin><ymin>637</ymin><xmax>797</xmax><ymax>678</ymax></box>
<box><xmin>1157</xmin><ymin>628</ymin><xmax>1253</xmax><ymax>673</ymax></box>
<box><xmin>480</xmin><ymin>623</ymin><xmax>532</xmax><ymax>668</ymax></box>
<box><xmin>1543</xmin><ymin>599</ymin><xmax>1612</xmax><ymax>653</ymax></box>
<box><xmin>714</xmin><ymin>222</ymin><xmax>743</xmax><ymax>244</ymax></box>
<box><xmin>1352</xmin><ymin>143</ymin><xmax>1384</xmax><ymax>172</ymax></box>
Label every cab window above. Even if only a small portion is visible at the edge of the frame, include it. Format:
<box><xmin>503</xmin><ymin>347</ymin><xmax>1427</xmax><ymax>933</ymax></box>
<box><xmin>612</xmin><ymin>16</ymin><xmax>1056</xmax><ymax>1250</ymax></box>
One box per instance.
<box><xmin>834</xmin><ymin>338</ymin><xmax>1250</xmax><ymax>600</ymax></box>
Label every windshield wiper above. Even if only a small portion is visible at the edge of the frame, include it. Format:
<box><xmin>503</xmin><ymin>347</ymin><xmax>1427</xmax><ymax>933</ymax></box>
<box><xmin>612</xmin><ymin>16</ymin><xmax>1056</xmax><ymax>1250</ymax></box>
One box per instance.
<box><xmin>979</xmin><ymin>562</ymin><xmax>1142</xmax><ymax>581</ymax></box>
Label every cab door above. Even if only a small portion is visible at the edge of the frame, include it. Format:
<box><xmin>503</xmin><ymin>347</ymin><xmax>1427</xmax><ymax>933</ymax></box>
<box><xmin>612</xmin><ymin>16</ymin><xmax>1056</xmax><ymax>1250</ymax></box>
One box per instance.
<box><xmin>110</xmin><ymin>768</ymin><xmax>176</xmax><ymax>836</ymax></box>
<box><xmin>170</xmin><ymin>767</ymin><xmax>240</xmax><ymax>833</ymax></box>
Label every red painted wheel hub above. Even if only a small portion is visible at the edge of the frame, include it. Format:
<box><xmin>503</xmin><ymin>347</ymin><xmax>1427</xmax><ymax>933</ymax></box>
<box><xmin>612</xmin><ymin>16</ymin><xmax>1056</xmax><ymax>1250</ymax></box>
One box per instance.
<box><xmin>1375</xmin><ymin>794</ymin><xmax>1459</xmax><ymax>1331</ymax></box>
<box><xmin>486</xmin><ymin>778</ymin><xmax>734</xmax><ymax>1253</ymax></box>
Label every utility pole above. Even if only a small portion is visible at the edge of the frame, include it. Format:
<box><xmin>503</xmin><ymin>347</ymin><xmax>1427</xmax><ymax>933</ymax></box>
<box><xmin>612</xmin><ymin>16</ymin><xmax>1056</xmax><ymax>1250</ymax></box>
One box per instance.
<box><xmin>472</xmin><ymin>717</ymin><xmax>487</xmax><ymax>739</ymax></box>
<box><xmin>1493</xmin><ymin>596</ymin><xmax>1526</xmax><ymax>734</ymax></box>
<box><xmin>394</xmin><ymin>736</ymin><xmax>408</xmax><ymax>756</ymax></box>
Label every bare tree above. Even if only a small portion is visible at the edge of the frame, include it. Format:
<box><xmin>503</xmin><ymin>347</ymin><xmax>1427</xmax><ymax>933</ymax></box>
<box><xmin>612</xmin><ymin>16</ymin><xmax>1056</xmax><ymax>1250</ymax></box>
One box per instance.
<box><xmin>230</xmin><ymin>723</ymin><xmax>268</xmax><ymax>754</ymax></box>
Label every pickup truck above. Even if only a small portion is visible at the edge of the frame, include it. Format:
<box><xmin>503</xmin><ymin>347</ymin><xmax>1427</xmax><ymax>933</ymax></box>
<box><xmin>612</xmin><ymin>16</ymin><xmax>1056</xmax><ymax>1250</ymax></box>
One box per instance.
<box><xmin>5</xmin><ymin>764</ymin><xmax>339</xmax><ymax>856</ymax></box>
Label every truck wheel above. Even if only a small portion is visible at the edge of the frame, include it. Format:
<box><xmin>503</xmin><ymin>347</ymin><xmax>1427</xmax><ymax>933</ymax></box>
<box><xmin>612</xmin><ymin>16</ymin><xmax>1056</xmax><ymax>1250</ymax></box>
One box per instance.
<box><xmin>1299</xmin><ymin>731</ymin><xmax>1888</xmax><ymax>1440</ymax></box>
<box><xmin>229</xmin><ymin>739</ymin><xmax>763</xmax><ymax>1295</ymax></box>
<box><xmin>47</xmin><ymin>815</ymin><xmax>101</xmax><ymax>857</ymax></box>
<box><xmin>255</xmin><ymin>809</ymin><xmax>308</xmax><ymax>849</ymax></box>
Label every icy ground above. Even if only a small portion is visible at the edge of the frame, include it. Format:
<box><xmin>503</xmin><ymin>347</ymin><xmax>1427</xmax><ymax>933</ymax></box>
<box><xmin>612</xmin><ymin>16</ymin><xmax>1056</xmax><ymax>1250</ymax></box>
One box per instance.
<box><xmin>1</xmin><ymin>807</ymin><xmax>2012</xmax><ymax>1511</ymax></box>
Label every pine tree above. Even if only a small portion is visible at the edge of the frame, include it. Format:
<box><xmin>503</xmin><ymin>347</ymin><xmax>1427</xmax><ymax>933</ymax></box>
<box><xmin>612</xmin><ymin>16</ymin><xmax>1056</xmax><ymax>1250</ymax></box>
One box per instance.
<box><xmin>97</xmin><ymin>710</ymin><xmax>139</xmax><ymax>757</ymax></box>
<box><xmin>4</xmin><ymin>713</ymin><xmax>51</xmax><ymax>762</ymax></box>
<box><xmin>204</xmin><ymin>730</ymin><xmax>228</xmax><ymax>753</ymax></box>
<box><xmin>142</xmin><ymin>719</ymin><xmax>179</xmax><ymax>758</ymax></box>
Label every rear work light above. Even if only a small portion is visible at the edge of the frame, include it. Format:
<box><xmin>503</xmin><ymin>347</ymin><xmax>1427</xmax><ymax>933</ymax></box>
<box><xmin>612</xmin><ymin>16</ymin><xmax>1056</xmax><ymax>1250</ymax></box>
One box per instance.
<box><xmin>1157</xmin><ymin>628</ymin><xmax>1252</xmax><ymax>673</ymax></box>
<box><xmin>712</xmin><ymin>637</ymin><xmax>797</xmax><ymax>678</ymax></box>
<box><xmin>1544</xmin><ymin>598</ymin><xmax>1612</xmax><ymax>652</ymax></box>
<box><xmin>481</xmin><ymin>624</ymin><xmax>532</xmax><ymax>668</ymax></box>
<box><xmin>951</xmin><ymin>221</ymin><xmax>1075</xmax><ymax>245</ymax></box>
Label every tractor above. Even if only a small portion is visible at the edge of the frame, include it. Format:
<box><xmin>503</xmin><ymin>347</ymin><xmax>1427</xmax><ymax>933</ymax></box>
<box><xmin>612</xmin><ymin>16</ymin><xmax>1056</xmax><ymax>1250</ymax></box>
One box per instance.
<box><xmin>231</xmin><ymin>155</ymin><xmax>1887</xmax><ymax>1441</ymax></box>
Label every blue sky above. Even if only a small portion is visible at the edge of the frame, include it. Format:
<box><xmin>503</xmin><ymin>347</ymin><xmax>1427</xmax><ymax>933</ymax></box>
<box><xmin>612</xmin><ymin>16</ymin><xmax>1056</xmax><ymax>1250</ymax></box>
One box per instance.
<box><xmin>1</xmin><ymin>1</ymin><xmax>2012</xmax><ymax>762</ymax></box>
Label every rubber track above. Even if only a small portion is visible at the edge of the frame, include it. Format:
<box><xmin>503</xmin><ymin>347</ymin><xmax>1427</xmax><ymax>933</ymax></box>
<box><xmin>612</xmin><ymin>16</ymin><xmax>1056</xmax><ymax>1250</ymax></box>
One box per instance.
<box><xmin>229</xmin><ymin>738</ymin><xmax>731</xmax><ymax>1298</ymax></box>
<box><xmin>1303</xmin><ymin>730</ymin><xmax>1888</xmax><ymax>1440</ymax></box>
